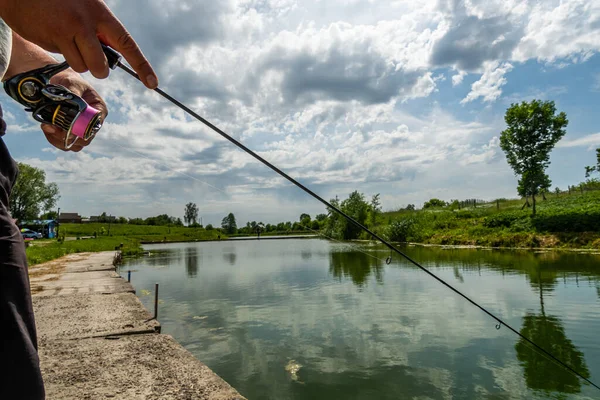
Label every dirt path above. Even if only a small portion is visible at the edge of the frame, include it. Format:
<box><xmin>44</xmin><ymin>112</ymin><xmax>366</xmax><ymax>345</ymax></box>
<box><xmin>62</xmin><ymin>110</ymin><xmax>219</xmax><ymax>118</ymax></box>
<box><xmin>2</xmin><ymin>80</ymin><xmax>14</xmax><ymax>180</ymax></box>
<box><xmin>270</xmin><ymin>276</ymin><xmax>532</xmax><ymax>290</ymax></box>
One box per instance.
<box><xmin>29</xmin><ymin>252</ymin><xmax>246</xmax><ymax>400</ymax></box>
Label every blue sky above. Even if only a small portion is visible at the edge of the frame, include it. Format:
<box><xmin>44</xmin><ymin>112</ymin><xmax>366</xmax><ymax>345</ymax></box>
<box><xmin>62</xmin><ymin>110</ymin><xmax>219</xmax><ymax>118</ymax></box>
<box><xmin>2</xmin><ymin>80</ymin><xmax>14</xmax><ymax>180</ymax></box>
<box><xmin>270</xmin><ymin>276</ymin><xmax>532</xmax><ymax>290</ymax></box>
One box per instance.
<box><xmin>2</xmin><ymin>0</ymin><xmax>600</xmax><ymax>226</ymax></box>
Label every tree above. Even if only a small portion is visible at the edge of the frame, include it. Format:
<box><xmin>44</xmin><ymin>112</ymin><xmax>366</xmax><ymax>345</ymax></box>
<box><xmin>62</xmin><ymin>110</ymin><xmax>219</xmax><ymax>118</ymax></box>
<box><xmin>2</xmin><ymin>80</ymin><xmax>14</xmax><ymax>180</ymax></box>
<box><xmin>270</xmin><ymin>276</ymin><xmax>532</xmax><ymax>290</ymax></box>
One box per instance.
<box><xmin>405</xmin><ymin>204</ymin><xmax>416</xmax><ymax>211</ymax></box>
<box><xmin>369</xmin><ymin>193</ymin><xmax>381</xmax><ymax>227</ymax></box>
<box><xmin>40</xmin><ymin>211</ymin><xmax>58</xmax><ymax>220</ymax></box>
<box><xmin>500</xmin><ymin>100</ymin><xmax>568</xmax><ymax>216</ymax></box>
<box><xmin>299</xmin><ymin>213</ymin><xmax>310</xmax><ymax>222</ymax></box>
<box><xmin>540</xmin><ymin>172</ymin><xmax>552</xmax><ymax>201</ymax></box>
<box><xmin>315</xmin><ymin>213</ymin><xmax>327</xmax><ymax>222</ymax></box>
<box><xmin>584</xmin><ymin>148</ymin><xmax>600</xmax><ymax>178</ymax></box>
<box><xmin>10</xmin><ymin>162</ymin><xmax>60</xmax><ymax>221</ymax></box>
<box><xmin>221</xmin><ymin>213</ymin><xmax>237</xmax><ymax>234</ymax></box>
<box><xmin>184</xmin><ymin>202</ymin><xmax>199</xmax><ymax>226</ymax></box>
<box><xmin>205</xmin><ymin>224</ymin><xmax>214</xmax><ymax>230</ymax></box>
<box><xmin>423</xmin><ymin>198</ymin><xmax>446</xmax><ymax>209</ymax></box>
<box><xmin>325</xmin><ymin>191</ymin><xmax>370</xmax><ymax>240</ymax></box>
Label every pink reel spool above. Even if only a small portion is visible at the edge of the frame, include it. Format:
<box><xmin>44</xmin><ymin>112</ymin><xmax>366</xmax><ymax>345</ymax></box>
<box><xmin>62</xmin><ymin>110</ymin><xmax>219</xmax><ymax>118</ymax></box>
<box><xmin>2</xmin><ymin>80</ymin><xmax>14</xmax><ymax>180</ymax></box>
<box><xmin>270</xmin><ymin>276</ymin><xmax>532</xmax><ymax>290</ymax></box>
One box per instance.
<box><xmin>64</xmin><ymin>104</ymin><xmax>103</xmax><ymax>149</ymax></box>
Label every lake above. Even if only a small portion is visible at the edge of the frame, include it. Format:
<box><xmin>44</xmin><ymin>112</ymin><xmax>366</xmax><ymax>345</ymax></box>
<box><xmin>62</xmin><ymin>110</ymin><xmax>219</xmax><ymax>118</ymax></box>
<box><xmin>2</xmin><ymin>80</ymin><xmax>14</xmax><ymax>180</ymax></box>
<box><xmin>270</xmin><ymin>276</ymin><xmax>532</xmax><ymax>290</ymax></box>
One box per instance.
<box><xmin>121</xmin><ymin>239</ymin><xmax>600</xmax><ymax>400</ymax></box>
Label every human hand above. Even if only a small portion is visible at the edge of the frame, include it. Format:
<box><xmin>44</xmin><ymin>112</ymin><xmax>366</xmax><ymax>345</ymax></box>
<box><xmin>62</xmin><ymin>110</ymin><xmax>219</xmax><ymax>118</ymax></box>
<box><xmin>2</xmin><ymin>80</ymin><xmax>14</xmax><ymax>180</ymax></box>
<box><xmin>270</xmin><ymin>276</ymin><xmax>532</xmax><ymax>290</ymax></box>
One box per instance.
<box><xmin>0</xmin><ymin>0</ymin><xmax>158</xmax><ymax>89</ymax></box>
<box><xmin>42</xmin><ymin>70</ymin><xmax>108</xmax><ymax>152</ymax></box>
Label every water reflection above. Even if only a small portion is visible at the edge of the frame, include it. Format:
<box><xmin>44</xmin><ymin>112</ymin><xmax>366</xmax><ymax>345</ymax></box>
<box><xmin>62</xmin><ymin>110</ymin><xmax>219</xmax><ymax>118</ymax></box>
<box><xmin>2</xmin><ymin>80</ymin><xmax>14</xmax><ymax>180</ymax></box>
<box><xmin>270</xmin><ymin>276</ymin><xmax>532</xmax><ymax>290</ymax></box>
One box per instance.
<box><xmin>329</xmin><ymin>249</ymin><xmax>383</xmax><ymax>288</ymax></box>
<box><xmin>222</xmin><ymin>247</ymin><xmax>237</xmax><ymax>265</ymax></box>
<box><xmin>516</xmin><ymin>270</ymin><xmax>591</xmax><ymax>395</ymax></box>
<box><xmin>123</xmin><ymin>240</ymin><xmax>600</xmax><ymax>400</ymax></box>
<box><xmin>388</xmin><ymin>246</ymin><xmax>600</xmax><ymax>290</ymax></box>
<box><xmin>516</xmin><ymin>313</ymin><xmax>590</xmax><ymax>394</ymax></box>
<box><xmin>186</xmin><ymin>248</ymin><xmax>198</xmax><ymax>278</ymax></box>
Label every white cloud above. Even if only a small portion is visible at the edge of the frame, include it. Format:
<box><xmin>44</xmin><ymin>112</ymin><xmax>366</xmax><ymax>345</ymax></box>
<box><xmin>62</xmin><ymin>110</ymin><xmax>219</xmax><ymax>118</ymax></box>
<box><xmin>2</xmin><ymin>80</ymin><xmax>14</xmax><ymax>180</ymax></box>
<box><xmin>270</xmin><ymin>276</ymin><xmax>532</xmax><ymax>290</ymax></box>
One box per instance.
<box><xmin>452</xmin><ymin>71</ymin><xmax>467</xmax><ymax>86</ymax></box>
<box><xmin>461</xmin><ymin>61</ymin><xmax>513</xmax><ymax>104</ymax></box>
<box><xmin>7</xmin><ymin>0</ymin><xmax>600</xmax><ymax>222</ymax></box>
<box><xmin>557</xmin><ymin>133</ymin><xmax>600</xmax><ymax>149</ymax></box>
<box><xmin>513</xmin><ymin>1</ymin><xmax>600</xmax><ymax>64</ymax></box>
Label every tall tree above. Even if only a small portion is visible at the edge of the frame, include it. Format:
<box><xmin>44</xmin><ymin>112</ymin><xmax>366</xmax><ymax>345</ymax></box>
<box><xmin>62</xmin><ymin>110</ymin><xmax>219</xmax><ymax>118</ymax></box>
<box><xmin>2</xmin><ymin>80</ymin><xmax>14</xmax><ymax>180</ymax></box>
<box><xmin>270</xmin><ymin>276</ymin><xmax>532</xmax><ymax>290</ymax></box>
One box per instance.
<box><xmin>369</xmin><ymin>193</ymin><xmax>381</xmax><ymax>227</ymax></box>
<box><xmin>184</xmin><ymin>202</ymin><xmax>199</xmax><ymax>226</ymax></box>
<box><xmin>10</xmin><ymin>163</ymin><xmax>60</xmax><ymax>221</ymax></box>
<box><xmin>500</xmin><ymin>100</ymin><xmax>568</xmax><ymax>216</ymax></box>
<box><xmin>325</xmin><ymin>191</ymin><xmax>370</xmax><ymax>240</ymax></box>
<box><xmin>221</xmin><ymin>213</ymin><xmax>237</xmax><ymax>234</ymax></box>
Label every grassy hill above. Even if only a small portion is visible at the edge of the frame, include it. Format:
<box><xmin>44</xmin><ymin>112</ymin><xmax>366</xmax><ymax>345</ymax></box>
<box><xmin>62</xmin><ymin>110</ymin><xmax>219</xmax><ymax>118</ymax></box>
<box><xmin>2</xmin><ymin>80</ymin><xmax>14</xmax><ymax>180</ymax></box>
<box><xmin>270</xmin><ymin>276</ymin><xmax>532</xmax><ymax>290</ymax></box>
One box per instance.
<box><xmin>377</xmin><ymin>190</ymin><xmax>600</xmax><ymax>249</ymax></box>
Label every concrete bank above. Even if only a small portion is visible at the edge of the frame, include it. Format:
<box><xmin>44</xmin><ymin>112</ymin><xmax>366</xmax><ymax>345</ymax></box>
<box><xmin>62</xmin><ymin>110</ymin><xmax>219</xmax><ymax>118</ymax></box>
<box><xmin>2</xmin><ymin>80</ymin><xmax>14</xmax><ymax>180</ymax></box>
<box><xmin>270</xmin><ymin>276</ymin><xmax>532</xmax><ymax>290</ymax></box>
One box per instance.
<box><xmin>29</xmin><ymin>252</ymin><xmax>246</xmax><ymax>400</ymax></box>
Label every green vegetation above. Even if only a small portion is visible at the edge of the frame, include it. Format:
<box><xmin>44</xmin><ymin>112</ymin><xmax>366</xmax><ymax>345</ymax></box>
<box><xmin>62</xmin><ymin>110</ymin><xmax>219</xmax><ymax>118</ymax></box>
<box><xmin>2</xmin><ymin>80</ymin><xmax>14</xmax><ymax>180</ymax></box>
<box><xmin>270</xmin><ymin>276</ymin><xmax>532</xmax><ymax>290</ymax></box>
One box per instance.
<box><xmin>25</xmin><ymin>236</ymin><xmax>142</xmax><ymax>266</ymax></box>
<box><xmin>221</xmin><ymin>212</ymin><xmax>238</xmax><ymax>234</ymax></box>
<box><xmin>499</xmin><ymin>100</ymin><xmax>568</xmax><ymax>216</ymax></box>
<box><xmin>58</xmin><ymin>223</ymin><xmax>224</xmax><ymax>243</ymax></box>
<box><xmin>377</xmin><ymin>189</ymin><xmax>600</xmax><ymax>249</ymax></box>
<box><xmin>10</xmin><ymin>163</ymin><xmax>59</xmax><ymax>221</ymax></box>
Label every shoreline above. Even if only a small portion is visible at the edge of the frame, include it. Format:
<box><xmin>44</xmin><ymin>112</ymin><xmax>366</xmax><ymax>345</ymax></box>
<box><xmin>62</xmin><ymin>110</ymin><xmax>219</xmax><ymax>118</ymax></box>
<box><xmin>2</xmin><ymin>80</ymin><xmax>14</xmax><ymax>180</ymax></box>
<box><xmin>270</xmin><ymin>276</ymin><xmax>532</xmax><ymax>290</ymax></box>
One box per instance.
<box><xmin>349</xmin><ymin>239</ymin><xmax>600</xmax><ymax>254</ymax></box>
<box><xmin>28</xmin><ymin>252</ymin><xmax>246</xmax><ymax>399</ymax></box>
<box><xmin>139</xmin><ymin>234</ymin><xmax>318</xmax><ymax>245</ymax></box>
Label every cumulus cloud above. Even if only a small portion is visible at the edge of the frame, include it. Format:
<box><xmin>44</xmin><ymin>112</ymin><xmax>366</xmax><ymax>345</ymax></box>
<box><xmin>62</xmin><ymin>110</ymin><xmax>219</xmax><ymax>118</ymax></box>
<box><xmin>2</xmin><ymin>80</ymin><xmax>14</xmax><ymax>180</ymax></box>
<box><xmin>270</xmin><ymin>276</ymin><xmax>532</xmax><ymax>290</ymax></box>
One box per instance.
<box><xmin>6</xmin><ymin>0</ymin><xmax>600</xmax><ymax>222</ymax></box>
<box><xmin>451</xmin><ymin>71</ymin><xmax>467</xmax><ymax>86</ymax></box>
<box><xmin>461</xmin><ymin>61</ymin><xmax>513</xmax><ymax>104</ymax></box>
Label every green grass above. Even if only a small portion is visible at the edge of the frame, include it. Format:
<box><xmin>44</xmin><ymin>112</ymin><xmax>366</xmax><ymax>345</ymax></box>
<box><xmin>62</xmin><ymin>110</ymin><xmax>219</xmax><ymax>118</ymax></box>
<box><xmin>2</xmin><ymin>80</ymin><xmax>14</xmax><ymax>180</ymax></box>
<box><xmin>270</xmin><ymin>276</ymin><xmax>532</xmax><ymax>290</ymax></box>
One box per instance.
<box><xmin>378</xmin><ymin>190</ymin><xmax>600</xmax><ymax>249</ymax></box>
<box><xmin>26</xmin><ymin>236</ymin><xmax>143</xmax><ymax>266</ymax></box>
<box><xmin>59</xmin><ymin>223</ymin><xmax>225</xmax><ymax>242</ymax></box>
<box><xmin>25</xmin><ymin>224</ymin><xmax>226</xmax><ymax>266</ymax></box>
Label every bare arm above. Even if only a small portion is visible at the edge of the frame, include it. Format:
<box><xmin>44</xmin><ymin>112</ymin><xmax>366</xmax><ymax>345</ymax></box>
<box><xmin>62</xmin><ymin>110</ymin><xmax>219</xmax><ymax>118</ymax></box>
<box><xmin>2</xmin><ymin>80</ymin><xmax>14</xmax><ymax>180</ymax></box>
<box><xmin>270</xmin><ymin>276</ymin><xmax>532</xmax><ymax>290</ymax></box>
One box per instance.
<box><xmin>3</xmin><ymin>31</ymin><xmax>57</xmax><ymax>80</ymax></box>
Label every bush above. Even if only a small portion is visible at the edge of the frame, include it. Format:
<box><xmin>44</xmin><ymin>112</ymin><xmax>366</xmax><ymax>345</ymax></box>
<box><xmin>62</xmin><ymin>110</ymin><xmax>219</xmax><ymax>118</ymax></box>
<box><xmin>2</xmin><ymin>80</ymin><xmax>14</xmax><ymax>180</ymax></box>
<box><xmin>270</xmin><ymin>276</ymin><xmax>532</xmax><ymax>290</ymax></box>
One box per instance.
<box><xmin>533</xmin><ymin>207</ymin><xmax>600</xmax><ymax>232</ymax></box>
<box><xmin>483</xmin><ymin>211</ymin><xmax>528</xmax><ymax>228</ymax></box>
<box><xmin>423</xmin><ymin>198</ymin><xmax>447</xmax><ymax>209</ymax></box>
<box><xmin>387</xmin><ymin>218</ymin><xmax>417</xmax><ymax>242</ymax></box>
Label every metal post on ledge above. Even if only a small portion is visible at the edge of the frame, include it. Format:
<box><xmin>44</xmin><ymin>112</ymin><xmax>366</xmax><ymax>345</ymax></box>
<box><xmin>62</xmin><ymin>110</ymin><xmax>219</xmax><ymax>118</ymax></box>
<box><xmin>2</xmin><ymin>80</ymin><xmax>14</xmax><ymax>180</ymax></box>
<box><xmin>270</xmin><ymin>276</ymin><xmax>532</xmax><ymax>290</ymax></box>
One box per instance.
<box><xmin>127</xmin><ymin>270</ymin><xmax>131</xmax><ymax>282</ymax></box>
<box><xmin>154</xmin><ymin>283</ymin><xmax>159</xmax><ymax>320</ymax></box>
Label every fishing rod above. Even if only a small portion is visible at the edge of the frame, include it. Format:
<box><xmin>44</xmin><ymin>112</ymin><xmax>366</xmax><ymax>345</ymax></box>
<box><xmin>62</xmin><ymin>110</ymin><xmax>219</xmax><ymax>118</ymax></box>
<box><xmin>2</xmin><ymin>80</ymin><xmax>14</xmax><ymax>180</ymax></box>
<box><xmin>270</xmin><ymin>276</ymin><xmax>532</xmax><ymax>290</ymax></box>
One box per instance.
<box><xmin>6</xmin><ymin>45</ymin><xmax>599</xmax><ymax>391</ymax></box>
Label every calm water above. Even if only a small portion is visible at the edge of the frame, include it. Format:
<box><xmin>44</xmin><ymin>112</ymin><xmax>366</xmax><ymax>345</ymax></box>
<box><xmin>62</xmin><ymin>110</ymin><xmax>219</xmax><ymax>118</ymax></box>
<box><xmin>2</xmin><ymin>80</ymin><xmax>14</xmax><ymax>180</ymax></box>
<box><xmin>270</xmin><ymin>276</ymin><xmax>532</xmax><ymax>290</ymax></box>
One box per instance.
<box><xmin>121</xmin><ymin>239</ymin><xmax>600</xmax><ymax>400</ymax></box>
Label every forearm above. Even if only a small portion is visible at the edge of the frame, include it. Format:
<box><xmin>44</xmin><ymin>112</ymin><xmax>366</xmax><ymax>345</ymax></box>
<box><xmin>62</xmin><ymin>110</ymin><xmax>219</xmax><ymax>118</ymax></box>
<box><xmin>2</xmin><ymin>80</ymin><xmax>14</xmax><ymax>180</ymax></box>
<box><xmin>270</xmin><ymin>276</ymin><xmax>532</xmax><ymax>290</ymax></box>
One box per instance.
<box><xmin>3</xmin><ymin>31</ymin><xmax>58</xmax><ymax>81</ymax></box>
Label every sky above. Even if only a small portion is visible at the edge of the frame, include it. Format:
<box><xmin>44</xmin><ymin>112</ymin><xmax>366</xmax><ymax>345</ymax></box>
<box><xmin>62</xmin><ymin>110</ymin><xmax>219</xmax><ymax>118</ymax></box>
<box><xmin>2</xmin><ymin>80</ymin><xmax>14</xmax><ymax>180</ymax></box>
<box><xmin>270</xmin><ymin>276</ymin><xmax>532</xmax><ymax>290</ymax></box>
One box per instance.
<box><xmin>2</xmin><ymin>0</ymin><xmax>600</xmax><ymax>226</ymax></box>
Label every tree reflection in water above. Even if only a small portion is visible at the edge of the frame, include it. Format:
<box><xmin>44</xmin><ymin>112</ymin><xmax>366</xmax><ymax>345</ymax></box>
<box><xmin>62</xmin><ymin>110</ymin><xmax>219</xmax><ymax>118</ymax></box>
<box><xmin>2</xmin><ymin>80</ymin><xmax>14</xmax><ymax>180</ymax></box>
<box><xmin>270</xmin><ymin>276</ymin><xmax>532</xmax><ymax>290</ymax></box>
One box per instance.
<box><xmin>185</xmin><ymin>248</ymin><xmax>198</xmax><ymax>278</ymax></box>
<box><xmin>329</xmin><ymin>249</ymin><xmax>383</xmax><ymax>288</ymax></box>
<box><xmin>516</xmin><ymin>270</ymin><xmax>591</xmax><ymax>395</ymax></box>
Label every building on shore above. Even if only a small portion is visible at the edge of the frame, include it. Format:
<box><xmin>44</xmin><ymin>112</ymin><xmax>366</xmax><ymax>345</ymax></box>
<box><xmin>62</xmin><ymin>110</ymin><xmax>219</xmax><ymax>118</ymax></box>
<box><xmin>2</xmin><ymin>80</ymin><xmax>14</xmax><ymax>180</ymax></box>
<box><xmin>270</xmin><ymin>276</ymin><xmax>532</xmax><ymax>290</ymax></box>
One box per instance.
<box><xmin>59</xmin><ymin>213</ymin><xmax>82</xmax><ymax>224</ymax></box>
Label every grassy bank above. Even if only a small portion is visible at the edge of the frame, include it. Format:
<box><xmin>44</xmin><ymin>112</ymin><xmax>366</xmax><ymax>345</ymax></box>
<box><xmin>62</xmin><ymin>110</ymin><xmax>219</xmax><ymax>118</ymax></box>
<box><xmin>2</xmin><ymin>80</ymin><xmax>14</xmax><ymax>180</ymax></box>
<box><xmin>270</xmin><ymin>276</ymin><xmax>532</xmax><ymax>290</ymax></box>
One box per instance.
<box><xmin>26</xmin><ymin>236</ymin><xmax>143</xmax><ymax>266</ymax></box>
<box><xmin>59</xmin><ymin>223</ymin><xmax>225</xmax><ymax>243</ymax></box>
<box><xmin>378</xmin><ymin>190</ymin><xmax>600</xmax><ymax>249</ymax></box>
<box><xmin>26</xmin><ymin>224</ymin><xmax>225</xmax><ymax>265</ymax></box>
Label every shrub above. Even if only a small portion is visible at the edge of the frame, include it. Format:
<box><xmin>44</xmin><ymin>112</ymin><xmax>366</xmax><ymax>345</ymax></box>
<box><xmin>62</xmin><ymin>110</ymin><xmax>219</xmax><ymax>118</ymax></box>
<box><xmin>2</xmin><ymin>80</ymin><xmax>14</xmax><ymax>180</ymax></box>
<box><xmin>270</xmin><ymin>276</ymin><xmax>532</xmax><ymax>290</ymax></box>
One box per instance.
<box><xmin>387</xmin><ymin>218</ymin><xmax>417</xmax><ymax>242</ymax></box>
<box><xmin>423</xmin><ymin>198</ymin><xmax>447</xmax><ymax>209</ymax></box>
<box><xmin>483</xmin><ymin>211</ymin><xmax>528</xmax><ymax>228</ymax></box>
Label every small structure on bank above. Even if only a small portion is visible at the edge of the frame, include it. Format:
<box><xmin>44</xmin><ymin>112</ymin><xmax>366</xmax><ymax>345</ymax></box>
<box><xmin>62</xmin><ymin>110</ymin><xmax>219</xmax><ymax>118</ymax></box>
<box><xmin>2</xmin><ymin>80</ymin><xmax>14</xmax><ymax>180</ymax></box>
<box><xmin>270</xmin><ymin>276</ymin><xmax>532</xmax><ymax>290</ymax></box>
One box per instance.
<box><xmin>19</xmin><ymin>220</ymin><xmax>58</xmax><ymax>239</ymax></box>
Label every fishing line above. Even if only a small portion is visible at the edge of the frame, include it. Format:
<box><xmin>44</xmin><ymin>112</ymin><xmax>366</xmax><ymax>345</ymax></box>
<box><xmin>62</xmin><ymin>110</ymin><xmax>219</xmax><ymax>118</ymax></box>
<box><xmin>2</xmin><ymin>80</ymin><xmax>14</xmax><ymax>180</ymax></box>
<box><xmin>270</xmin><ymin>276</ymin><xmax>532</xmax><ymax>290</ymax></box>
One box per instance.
<box><xmin>109</xmin><ymin>50</ymin><xmax>599</xmax><ymax>391</ymax></box>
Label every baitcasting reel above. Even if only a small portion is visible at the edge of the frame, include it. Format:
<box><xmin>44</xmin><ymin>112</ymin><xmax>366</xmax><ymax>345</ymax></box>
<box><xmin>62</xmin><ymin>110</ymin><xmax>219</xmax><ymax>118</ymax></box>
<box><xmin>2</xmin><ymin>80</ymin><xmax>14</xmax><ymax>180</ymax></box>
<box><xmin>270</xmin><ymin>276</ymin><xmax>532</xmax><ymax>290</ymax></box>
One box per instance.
<box><xmin>3</xmin><ymin>45</ymin><xmax>122</xmax><ymax>149</ymax></box>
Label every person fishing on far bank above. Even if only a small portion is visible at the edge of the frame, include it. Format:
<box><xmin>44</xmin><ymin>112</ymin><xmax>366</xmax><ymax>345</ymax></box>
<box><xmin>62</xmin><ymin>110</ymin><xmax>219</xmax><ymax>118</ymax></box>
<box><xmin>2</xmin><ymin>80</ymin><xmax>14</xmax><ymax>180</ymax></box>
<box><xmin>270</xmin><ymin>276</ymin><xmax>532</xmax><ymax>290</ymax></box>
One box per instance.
<box><xmin>0</xmin><ymin>1</ymin><xmax>158</xmax><ymax>398</ymax></box>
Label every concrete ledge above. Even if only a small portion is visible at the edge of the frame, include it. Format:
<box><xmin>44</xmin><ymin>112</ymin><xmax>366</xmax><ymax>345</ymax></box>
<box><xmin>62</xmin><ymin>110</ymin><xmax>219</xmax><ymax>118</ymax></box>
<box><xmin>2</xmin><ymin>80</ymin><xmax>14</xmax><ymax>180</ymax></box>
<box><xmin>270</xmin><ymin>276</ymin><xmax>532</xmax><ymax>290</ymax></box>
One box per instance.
<box><xmin>40</xmin><ymin>334</ymin><xmax>246</xmax><ymax>400</ymax></box>
<box><xmin>33</xmin><ymin>293</ymin><xmax>160</xmax><ymax>342</ymax></box>
<box><xmin>30</xmin><ymin>252</ymin><xmax>247</xmax><ymax>400</ymax></box>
